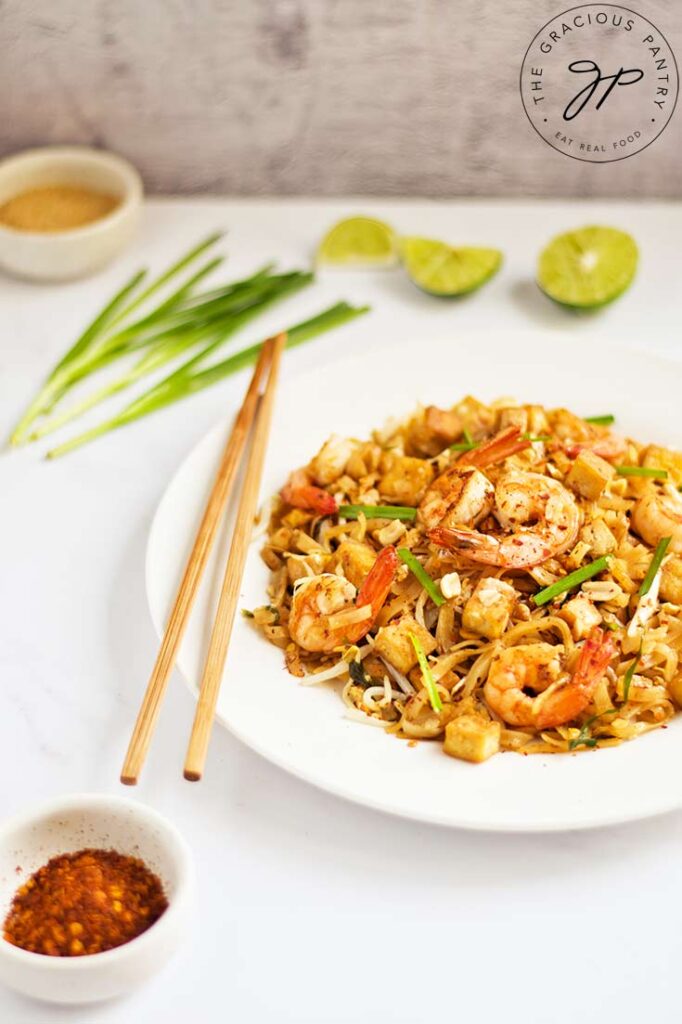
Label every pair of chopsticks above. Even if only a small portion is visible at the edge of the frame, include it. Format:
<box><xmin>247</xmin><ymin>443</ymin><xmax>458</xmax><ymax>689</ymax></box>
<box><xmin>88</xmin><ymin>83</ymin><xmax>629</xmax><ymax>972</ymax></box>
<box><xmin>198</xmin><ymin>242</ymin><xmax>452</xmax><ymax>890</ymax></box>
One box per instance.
<box><xmin>121</xmin><ymin>332</ymin><xmax>285</xmax><ymax>784</ymax></box>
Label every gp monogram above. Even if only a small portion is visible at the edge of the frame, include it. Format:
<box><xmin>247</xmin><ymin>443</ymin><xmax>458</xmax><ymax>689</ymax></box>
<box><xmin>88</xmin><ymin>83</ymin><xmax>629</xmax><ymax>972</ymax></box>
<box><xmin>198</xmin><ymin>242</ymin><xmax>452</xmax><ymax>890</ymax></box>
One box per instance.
<box><xmin>520</xmin><ymin>4</ymin><xmax>678</xmax><ymax>162</ymax></box>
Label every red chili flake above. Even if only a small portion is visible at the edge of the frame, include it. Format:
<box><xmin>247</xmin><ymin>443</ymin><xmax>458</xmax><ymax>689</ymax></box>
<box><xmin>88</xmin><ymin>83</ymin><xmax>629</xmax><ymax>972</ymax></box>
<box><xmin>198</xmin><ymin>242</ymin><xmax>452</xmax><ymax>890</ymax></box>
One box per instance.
<box><xmin>3</xmin><ymin>848</ymin><xmax>168</xmax><ymax>957</ymax></box>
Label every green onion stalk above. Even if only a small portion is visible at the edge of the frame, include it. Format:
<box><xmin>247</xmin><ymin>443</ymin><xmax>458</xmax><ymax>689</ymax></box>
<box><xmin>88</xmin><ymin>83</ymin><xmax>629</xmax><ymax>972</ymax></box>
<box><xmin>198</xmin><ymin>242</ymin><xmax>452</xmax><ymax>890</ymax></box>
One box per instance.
<box><xmin>29</xmin><ymin>271</ymin><xmax>313</xmax><ymax>441</ymax></box>
<box><xmin>10</xmin><ymin>233</ymin><xmax>227</xmax><ymax>444</ymax></box>
<box><xmin>46</xmin><ymin>302</ymin><xmax>369</xmax><ymax>459</ymax></box>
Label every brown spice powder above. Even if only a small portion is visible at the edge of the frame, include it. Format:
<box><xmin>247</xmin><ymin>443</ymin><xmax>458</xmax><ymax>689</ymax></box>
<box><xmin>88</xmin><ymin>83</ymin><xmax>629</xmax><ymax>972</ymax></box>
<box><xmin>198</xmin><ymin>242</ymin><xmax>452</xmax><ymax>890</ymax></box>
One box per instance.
<box><xmin>0</xmin><ymin>186</ymin><xmax>120</xmax><ymax>232</ymax></box>
<box><xmin>3</xmin><ymin>848</ymin><xmax>168</xmax><ymax>956</ymax></box>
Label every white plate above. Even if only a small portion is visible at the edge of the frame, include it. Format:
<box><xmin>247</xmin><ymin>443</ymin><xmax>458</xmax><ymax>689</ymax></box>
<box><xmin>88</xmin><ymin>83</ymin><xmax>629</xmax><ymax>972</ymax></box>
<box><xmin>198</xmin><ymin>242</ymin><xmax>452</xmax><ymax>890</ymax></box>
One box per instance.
<box><xmin>146</xmin><ymin>330</ymin><xmax>682</xmax><ymax>831</ymax></box>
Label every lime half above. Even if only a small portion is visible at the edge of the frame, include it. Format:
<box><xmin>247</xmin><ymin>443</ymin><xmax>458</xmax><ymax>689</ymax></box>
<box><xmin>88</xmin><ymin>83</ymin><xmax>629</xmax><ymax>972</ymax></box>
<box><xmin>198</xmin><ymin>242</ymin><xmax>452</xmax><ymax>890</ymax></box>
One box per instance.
<box><xmin>400</xmin><ymin>237</ymin><xmax>502</xmax><ymax>296</ymax></box>
<box><xmin>317</xmin><ymin>216</ymin><xmax>398</xmax><ymax>268</ymax></box>
<box><xmin>537</xmin><ymin>225</ymin><xmax>638</xmax><ymax>308</ymax></box>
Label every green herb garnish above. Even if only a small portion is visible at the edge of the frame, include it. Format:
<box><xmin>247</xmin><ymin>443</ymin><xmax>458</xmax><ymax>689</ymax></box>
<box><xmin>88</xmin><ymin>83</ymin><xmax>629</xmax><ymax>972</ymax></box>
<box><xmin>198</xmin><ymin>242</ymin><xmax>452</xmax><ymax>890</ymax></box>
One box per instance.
<box><xmin>622</xmin><ymin>644</ymin><xmax>642</xmax><ymax>704</ymax></box>
<box><xmin>241</xmin><ymin>608</ymin><xmax>255</xmax><ymax>619</ymax></box>
<box><xmin>409</xmin><ymin>633</ymin><xmax>442</xmax><ymax>713</ymax></box>
<box><xmin>349</xmin><ymin>659</ymin><xmax>372</xmax><ymax>688</ymax></box>
<box><xmin>615</xmin><ymin>466</ymin><xmax>668</xmax><ymax>479</ymax></box>
<box><xmin>522</xmin><ymin>433</ymin><xmax>552</xmax><ymax>442</ymax></box>
<box><xmin>568</xmin><ymin>708</ymin><xmax>618</xmax><ymax>750</ymax></box>
<box><xmin>338</xmin><ymin>504</ymin><xmax>417</xmax><ymax>521</ymax></box>
<box><xmin>532</xmin><ymin>556</ymin><xmax>611</xmax><ymax>607</ymax></box>
<box><xmin>638</xmin><ymin>536</ymin><xmax>671</xmax><ymax>597</ymax></box>
<box><xmin>398</xmin><ymin>548</ymin><xmax>445</xmax><ymax>606</ymax></box>
<box><xmin>584</xmin><ymin>414</ymin><xmax>615</xmax><ymax>426</ymax></box>
<box><xmin>449</xmin><ymin>426</ymin><xmax>478</xmax><ymax>452</ymax></box>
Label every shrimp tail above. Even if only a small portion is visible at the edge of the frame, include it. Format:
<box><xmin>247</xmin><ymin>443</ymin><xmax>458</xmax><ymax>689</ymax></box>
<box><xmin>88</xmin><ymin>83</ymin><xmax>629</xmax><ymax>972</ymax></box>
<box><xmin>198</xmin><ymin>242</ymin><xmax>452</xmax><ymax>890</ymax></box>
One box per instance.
<box><xmin>564</xmin><ymin>436</ymin><xmax>627</xmax><ymax>461</ymax></box>
<box><xmin>428</xmin><ymin>524</ymin><xmax>499</xmax><ymax>561</ymax></box>
<box><xmin>535</xmin><ymin>627</ymin><xmax>616</xmax><ymax>730</ymax></box>
<box><xmin>573</xmin><ymin>627</ymin><xmax>616</xmax><ymax>688</ymax></box>
<box><xmin>460</xmin><ymin>426</ymin><xmax>531</xmax><ymax>469</ymax></box>
<box><xmin>356</xmin><ymin>545</ymin><xmax>399</xmax><ymax>619</ymax></box>
<box><xmin>281</xmin><ymin>469</ymin><xmax>338</xmax><ymax>516</ymax></box>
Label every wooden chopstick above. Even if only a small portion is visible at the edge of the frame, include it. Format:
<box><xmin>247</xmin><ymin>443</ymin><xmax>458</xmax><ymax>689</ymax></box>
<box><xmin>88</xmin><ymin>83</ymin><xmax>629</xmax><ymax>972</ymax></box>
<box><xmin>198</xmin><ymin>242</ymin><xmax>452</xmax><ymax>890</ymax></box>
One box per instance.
<box><xmin>120</xmin><ymin>338</ymin><xmax>276</xmax><ymax>785</ymax></box>
<box><xmin>183</xmin><ymin>331</ymin><xmax>286</xmax><ymax>781</ymax></box>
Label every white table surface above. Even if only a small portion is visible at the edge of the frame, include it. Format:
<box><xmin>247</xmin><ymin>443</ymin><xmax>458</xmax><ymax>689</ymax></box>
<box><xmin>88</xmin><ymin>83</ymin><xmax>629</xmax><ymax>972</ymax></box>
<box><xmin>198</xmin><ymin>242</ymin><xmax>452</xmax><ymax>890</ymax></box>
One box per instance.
<box><xmin>1</xmin><ymin>198</ymin><xmax>681</xmax><ymax>1024</ymax></box>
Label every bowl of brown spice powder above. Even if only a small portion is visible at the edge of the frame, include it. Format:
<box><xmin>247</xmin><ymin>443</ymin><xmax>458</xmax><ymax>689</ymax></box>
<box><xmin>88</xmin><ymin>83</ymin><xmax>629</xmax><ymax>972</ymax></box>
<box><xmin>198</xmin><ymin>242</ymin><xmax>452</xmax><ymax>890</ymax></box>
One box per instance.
<box><xmin>0</xmin><ymin>794</ymin><xmax>193</xmax><ymax>1004</ymax></box>
<box><xmin>0</xmin><ymin>146</ymin><xmax>142</xmax><ymax>281</ymax></box>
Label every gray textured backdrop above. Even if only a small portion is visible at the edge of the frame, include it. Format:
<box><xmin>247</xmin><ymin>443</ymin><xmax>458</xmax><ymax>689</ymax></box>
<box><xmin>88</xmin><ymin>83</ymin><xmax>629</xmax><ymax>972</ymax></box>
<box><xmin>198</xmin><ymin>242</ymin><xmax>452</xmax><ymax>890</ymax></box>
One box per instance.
<box><xmin>2</xmin><ymin>0</ymin><xmax>680</xmax><ymax>197</ymax></box>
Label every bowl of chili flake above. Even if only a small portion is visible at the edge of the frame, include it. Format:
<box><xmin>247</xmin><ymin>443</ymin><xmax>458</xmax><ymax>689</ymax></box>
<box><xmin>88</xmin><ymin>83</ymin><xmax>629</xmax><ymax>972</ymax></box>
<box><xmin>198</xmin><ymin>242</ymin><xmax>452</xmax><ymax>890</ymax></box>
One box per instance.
<box><xmin>0</xmin><ymin>794</ymin><xmax>193</xmax><ymax>1004</ymax></box>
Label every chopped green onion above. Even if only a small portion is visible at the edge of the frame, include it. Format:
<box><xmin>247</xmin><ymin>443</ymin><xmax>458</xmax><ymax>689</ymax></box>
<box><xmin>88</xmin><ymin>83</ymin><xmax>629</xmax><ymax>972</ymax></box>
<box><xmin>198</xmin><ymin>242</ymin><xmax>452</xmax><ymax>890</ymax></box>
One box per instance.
<box><xmin>532</xmin><ymin>556</ymin><xmax>611</xmax><ymax>607</ymax></box>
<box><xmin>622</xmin><ymin>644</ymin><xmax>642</xmax><ymax>704</ymax></box>
<box><xmin>449</xmin><ymin>441</ymin><xmax>478</xmax><ymax>452</ymax></box>
<box><xmin>241</xmin><ymin>608</ymin><xmax>255</xmax><ymax>618</ymax></box>
<box><xmin>349</xmin><ymin>659</ymin><xmax>372</xmax><ymax>688</ymax></box>
<box><xmin>603</xmin><ymin>619</ymin><xmax>622</xmax><ymax>632</ymax></box>
<box><xmin>639</xmin><ymin>536</ymin><xmax>671</xmax><ymax>597</ymax></box>
<box><xmin>409</xmin><ymin>633</ymin><xmax>442</xmax><ymax>713</ymax></box>
<box><xmin>449</xmin><ymin>427</ymin><xmax>478</xmax><ymax>452</ymax></box>
<box><xmin>522</xmin><ymin>433</ymin><xmax>552</xmax><ymax>442</ymax></box>
<box><xmin>338</xmin><ymin>504</ymin><xmax>417</xmax><ymax>521</ymax></box>
<box><xmin>398</xmin><ymin>548</ymin><xmax>445</xmax><ymax>606</ymax></box>
<box><xmin>584</xmin><ymin>414</ymin><xmax>615</xmax><ymax>426</ymax></box>
<box><xmin>615</xmin><ymin>466</ymin><xmax>668</xmax><ymax>479</ymax></box>
<box><xmin>568</xmin><ymin>708</ymin><xmax>618</xmax><ymax>750</ymax></box>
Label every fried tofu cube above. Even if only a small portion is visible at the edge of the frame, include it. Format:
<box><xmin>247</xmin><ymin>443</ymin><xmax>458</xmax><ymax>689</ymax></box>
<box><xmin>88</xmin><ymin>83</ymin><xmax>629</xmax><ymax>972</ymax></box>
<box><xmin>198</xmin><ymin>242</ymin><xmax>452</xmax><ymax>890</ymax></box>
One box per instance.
<box><xmin>373</xmin><ymin>614</ymin><xmax>437</xmax><ymax>675</ymax></box>
<box><xmin>335</xmin><ymin>540</ymin><xmax>377</xmax><ymax>589</ymax></box>
<box><xmin>424</xmin><ymin>405</ymin><xmax>461</xmax><ymax>444</ymax></box>
<box><xmin>661</xmin><ymin>557</ymin><xmax>682</xmax><ymax>605</ymax></box>
<box><xmin>462</xmin><ymin>577</ymin><xmax>516</xmax><ymax>639</ymax></box>
<box><xmin>443</xmin><ymin>714</ymin><xmax>501</xmax><ymax>763</ymax></box>
<box><xmin>452</xmin><ymin>395</ymin><xmax>496</xmax><ymax>436</ymax></box>
<box><xmin>642</xmin><ymin>445</ymin><xmax>682</xmax><ymax>487</ymax></box>
<box><xmin>559</xmin><ymin>594</ymin><xmax>602</xmax><ymax>640</ymax></box>
<box><xmin>379</xmin><ymin>454</ymin><xmax>434</xmax><ymax>506</ymax></box>
<box><xmin>310</xmin><ymin>435</ymin><xmax>355</xmax><ymax>485</ymax></box>
<box><xmin>497</xmin><ymin>407</ymin><xmax>529</xmax><ymax>432</ymax></box>
<box><xmin>409</xmin><ymin>406</ymin><xmax>462</xmax><ymax>456</ymax></box>
<box><xmin>548</xmin><ymin>407</ymin><xmax>592</xmax><ymax>441</ymax></box>
<box><xmin>580</xmin><ymin>518</ymin><xmax>618</xmax><ymax>556</ymax></box>
<box><xmin>566</xmin><ymin>450</ymin><xmax>615</xmax><ymax>500</ymax></box>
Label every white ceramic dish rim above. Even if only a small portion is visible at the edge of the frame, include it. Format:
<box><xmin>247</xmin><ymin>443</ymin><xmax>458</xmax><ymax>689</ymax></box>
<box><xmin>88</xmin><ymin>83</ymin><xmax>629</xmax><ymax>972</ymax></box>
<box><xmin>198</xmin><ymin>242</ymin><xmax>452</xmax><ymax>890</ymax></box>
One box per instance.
<box><xmin>0</xmin><ymin>793</ymin><xmax>192</xmax><ymax>972</ymax></box>
<box><xmin>0</xmin><ymin>146</ymin><xmax>142</xmax><ymax>240</ymax></box>
<box><xmin>145</xmin><ymin>331</ymin><xmax>682</xmax><ymax>833</ymax></box>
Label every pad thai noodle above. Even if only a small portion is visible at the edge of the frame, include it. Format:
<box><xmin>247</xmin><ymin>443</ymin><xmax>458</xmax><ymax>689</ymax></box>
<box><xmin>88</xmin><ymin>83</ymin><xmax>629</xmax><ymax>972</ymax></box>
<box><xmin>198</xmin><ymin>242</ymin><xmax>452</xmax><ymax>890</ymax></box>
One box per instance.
<box><xmin>250</xmin><ymin>396</ymin><xmax>682</xmax><ymax>762</ymax></box>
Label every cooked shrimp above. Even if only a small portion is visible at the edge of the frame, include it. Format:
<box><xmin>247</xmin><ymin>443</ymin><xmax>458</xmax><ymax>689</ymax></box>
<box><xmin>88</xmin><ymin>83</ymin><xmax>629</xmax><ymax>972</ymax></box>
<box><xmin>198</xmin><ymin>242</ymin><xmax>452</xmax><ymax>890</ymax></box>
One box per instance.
<box><xmin>288</xmin><ymin>546</ymin><xmax>398</xmax><ymax>653</ymax></box>
<box><xmin>431</xmin><ymin>470</ymin><xmax>580</xmax><ymax>569</ymax></box>
<box><xmin>281</xmin><ymin>468</ymin><xmax>338</xmax><ymax>516</ymax></box>
<box><xmin>631</xmin><ymin>483</ymin><xmax>682</xmax><ymax>553</ymax></box>
<box><xmin>484</xmin><ymin>627</ymin><xmax>615</xmax><ymax>729</ymax></box>
<box><xmin>564</xmin><ymin>435</ymin><xmax>627</xmax><ymax>461</ymax></box>
<box><xmin>418</xmin><ymin>426</ymin><xmax>531</xmax><ymax>533</ymax></box>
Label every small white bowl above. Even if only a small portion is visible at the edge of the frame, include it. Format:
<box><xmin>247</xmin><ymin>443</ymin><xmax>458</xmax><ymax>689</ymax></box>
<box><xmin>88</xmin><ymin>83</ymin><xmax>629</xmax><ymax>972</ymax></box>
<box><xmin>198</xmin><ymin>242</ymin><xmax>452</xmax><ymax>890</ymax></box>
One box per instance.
<box><xmin>0</xmin><ymin>146</ymin><xmax>143</xmax><ymax>281</ymax></box>
<box><xmin>0</xmin><ymin>794</ymin><xmax>193</xmax><ymax>1005</ymax></box>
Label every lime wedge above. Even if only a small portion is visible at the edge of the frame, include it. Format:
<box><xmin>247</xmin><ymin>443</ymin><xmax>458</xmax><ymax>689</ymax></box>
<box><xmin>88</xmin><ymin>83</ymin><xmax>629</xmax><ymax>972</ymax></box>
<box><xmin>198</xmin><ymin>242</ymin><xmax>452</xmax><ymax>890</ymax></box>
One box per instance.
<box><xmin>537</xmin><ymin>226</ymin><xmax>638</xmax><ymax>308</ymax></box>
<box><xmin>317</xmin><ymin>216</ymin><xmax>398</xmax><ymax>268</ymax></box>
<box><xmin>400</xmin><ymin>237</ymin><xmax>502</xmax><ymax>296</ymax></box>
